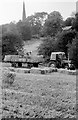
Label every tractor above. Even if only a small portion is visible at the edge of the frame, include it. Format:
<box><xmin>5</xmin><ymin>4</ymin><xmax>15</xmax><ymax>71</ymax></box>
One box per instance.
<box><xmin>48</xmin><ymin>52</ymin><xmax>75</xmax><ymax>69</ymax></box>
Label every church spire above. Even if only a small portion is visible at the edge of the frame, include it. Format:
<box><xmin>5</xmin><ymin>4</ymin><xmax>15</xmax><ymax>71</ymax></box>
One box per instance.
<box><xmin>22</xmin><ymin>1</ymin><xmax>26</xmax><ymax>22</ymax></box>
<box><xmin>76</xmin><ymin>1</ymin><xmax>78</xmax><ymax>13</ymax></box>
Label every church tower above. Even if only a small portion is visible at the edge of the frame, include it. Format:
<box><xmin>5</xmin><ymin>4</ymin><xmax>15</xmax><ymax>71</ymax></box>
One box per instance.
<box><xmin>22</xmin><ymin>1</ymin><xmax>26</xmax><ymax>22</ymax></box>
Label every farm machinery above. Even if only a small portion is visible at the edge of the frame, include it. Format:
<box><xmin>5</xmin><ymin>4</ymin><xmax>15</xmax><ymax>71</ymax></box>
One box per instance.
<box><xmin>3</xmin><ymin>52</ymin><xmax>75</xmax><ymax>70</ymax></box>
<box><xmin>4</xmin><ymin>53</ymin><xmax>44</xmax><ymax>68</ymax></box>
<box><xmin>48</xmin><ymin>52</ymin><xmax>75</xmax><ymax>70</ymax></box>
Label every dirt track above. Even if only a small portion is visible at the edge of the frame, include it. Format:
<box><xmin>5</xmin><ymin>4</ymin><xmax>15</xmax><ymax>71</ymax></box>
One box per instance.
<box><xmin>23</xmin><ymin>38</ymin><xmax>43</xmax><ymax>56</ymax></box>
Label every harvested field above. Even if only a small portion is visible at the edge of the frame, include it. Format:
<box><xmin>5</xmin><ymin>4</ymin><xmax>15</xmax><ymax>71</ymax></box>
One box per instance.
<box><xmin>1</xmin><ymin>67</ymin><xmax>76</xmax><ymax>119</ymax></box>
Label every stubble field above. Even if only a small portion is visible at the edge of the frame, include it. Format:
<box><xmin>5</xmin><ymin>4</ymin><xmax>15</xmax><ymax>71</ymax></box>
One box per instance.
<box><xmin>1</xmin><ymin>68</ymin><xmax>76</xmax><ymax>119</ymax></box>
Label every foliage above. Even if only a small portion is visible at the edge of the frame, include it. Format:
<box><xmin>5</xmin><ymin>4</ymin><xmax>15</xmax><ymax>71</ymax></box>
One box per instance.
<box><xmin>2</xmin><ymin>71</ymin><xmax>16</xmax><ymax>87</ymax></box>
<box><xmin>0</xmin><ymin>25</ymin><xmax>2</xmax><ymax>61</ymax></box>
<box><xmin>38</xmin><ymin>37</ymin><xmax>57</xmax><ymax>61</ymax></box>
<box><xmin>26</xmin><ymin>12</ymin><xmax>48</xmax><ymax>35</ymax></box>
<box><xmin>43</xmin><ymin>11</ymin><xmax>63</xmax><ymax>37</ymax></box>
<box><xmin>2</xmin><ymin>22</ymin><xmax>20</xmax><ymax>36</ymax></box>
<box><xmin>2</xmin><ymin>31</ymin><xmax>23</xmax><ymax>59</ymax></box>
<box><xmin>68</xmin><ymin>12</ymin><xmax>78</xmax><ymax>68</ymax></box>
<box><xmin>63</xmin><ymin>17</ymin><xmax>75</xmax><ymax>27</ymax></box>
<box><xmin>17</xmin><ymin>21</ymin><xmax>32</xmax><ymax>40</ymax></box>
<box><xmin>55</xmin><ymin>30</ymin><xmax>76</xmax><ymax>57</ymax></box>
<box><xmin>72</xmin><ymin>13</ymin><xmax>78</xmax><ymax>31</ymax></box>
<box><xmin>69</xmin><ymin>33</ymin><xmax>78</xmax><ymax>68</ymax></box>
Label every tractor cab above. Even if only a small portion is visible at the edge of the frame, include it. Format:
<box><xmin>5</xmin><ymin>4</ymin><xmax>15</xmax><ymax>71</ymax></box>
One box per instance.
<box><xmin>50</xmin><ymin>52</ymin><xmax>66</xmax><ymax>61</ymax></box>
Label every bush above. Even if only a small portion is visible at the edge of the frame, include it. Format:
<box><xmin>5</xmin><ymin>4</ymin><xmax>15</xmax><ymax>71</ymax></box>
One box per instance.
<box><xmin>2</xmin><ymin>71</ymin><xmax>16</xmax><ymax>87</ymax></box>
<box><xmin>2</xmin><ymin>31</ymin><xmax>23</xmax><ymax>60</ymax></box>
<box><xmin>43</xmin><ymin>11</ymin><xmax>63</xmax><ymax>37</ymax></box>
<box><xmin>69</xmin><ymin>34</ymin><xmax>78</xmax><ymax>68</ymax></box>
<box><xmin>38</xmin><ymin>37</ymin><xmax>57</xmax><ymax>61</ymax></box>
<box><xmin>17</xmin><ymin>21</ymin><xmax>32</xmax><ymax>41</ymax></box>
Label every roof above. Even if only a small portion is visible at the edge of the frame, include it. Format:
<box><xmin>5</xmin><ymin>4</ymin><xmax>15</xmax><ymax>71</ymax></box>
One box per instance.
<box><xmin>62</xmin><ymin>26</ymin><xmax>72</xmax><ymax>31</ymax></box>
<box><xmin>51</xmin><ymin>52</ymin><xmax>65</xmax><ymax>55</ymax></box>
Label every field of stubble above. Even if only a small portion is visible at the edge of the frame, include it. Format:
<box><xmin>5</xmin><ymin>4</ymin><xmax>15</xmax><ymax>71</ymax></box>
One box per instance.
<box><xmin>1</xmin><ymin>69</ymin><xmax>76</xmax><ymax>119</ymax></box>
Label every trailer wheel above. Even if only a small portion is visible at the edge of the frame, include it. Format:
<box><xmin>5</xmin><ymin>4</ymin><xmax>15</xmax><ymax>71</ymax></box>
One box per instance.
<box><xmin>33</xmin><ymin>63</ymin><xmax>38</xmax><ymax>67</ymax></box>
<box><xmin>11</xmin><ymin>63</ymin><xmax>16</xmax><ymax>67</ymax></box>
<box><xmin>27</xmin><ymin>63</ymin><xmax>33</xmax><ymax>68</ymax></box>
<box><xmin>18</xmin><ymin>62</ymin><xmax>22</xmax><ymax>67</ymax></box>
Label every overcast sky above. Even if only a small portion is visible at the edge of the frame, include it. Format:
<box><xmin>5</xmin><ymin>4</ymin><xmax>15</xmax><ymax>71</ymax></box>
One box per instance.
<box><xmin>0</xmin><ymin>0</ymin><xmax>77</xmax><ymax>25</ymax></box>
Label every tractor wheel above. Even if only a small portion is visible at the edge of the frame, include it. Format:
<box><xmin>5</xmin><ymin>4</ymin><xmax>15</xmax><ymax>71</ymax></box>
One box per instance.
<box><xmin>65</xmin><ymin>65</ymin><xmax>69</xmax><ymax>69</ymax></box>
<box><xmin>27</xmin><ymin>63</ymin><xmax>33</xmax><ymax>68</ymax></box>
<box><xmin>48</xmin><ymin>61</ymin><xmax>56</xmax><ymax>68</ymax></box>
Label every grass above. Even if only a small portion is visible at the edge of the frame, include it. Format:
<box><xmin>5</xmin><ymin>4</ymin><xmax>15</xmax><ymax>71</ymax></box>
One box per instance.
<box><xmin>2</xmin><ymin>71</ymin><xmax>76</xmax><ymax>119</ymax></box>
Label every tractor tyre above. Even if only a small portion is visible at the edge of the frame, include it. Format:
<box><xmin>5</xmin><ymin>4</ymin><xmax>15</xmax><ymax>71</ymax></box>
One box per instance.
<box><xmin>48</xmin><ymin>61</ymin><xmax>56</xmax><ymax>68</ymax></box>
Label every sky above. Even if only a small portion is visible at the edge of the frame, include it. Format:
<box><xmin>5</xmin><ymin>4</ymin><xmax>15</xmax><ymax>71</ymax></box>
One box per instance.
<box><xmin>0</xmin><ymin>0</ymin><xmax>77</xmax><ymax>25</ymax></box>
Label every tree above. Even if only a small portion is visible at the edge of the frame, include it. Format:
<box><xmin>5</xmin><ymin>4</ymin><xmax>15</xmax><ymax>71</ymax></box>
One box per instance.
<box><xmin>34</xmin><ymin>12</ymin><xmax>48</xmax><ymax>26</ymax></box>
<box><xmin>55</xmin><ymin>30</ymin><xmax>76</xmax><ymax>57</ymax></box>
<box><xmin>17</xmin><ymin>21</ymin><xmax>32</xmax><ymax>41</ymax></box>
<box><xmin>72</xmin><ymin>13</ymin><xmax>78</xmax><ymax>31</ymax></box>
<box><xmin>38</xmin><ymin>37</ymin><xmax>57</xmax><ymax>61</ymax></box>
<box><xmin>69</xmin><ymin>34</ymin><xmax>78</xmax><ymax>68</ymax></box>
<box><xmin>2</xmin><ymin>31</ymin><xmax>23</xmax><ymax>59</ymax></box>
<box><xmin>0</xmin><ymin>26</ymin><xmax>2</xmax><ymax>61</ymax></box>
<box><xmin>2</xmin><ymin>22</ymin><xmax>20</xmax><ymax>35</ymax></box>
<box><xmin>68</xmin><ymin>13</ymin><xmax>78</xmax><ymax>68</ymax></box>
<box><xmin>63</xmin><ymin>17</ymin><xmax>75</xmax><ymax>27</ymax></box>
<box><xmin>43</xmin><ymin>11</ymin><xmax>63</xmax><ymax>37</ymax></box>
<box><xmin>26</xmin><ymin>12</ymin><xmax>48</xmax><ymax>35</ymax></box>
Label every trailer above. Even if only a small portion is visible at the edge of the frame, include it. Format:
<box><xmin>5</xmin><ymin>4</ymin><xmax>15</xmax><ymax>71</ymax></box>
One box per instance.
<box><xmin>4</xmin><ymin>54</ymin><xmax>43</xmax><ymax>68</ymax></box>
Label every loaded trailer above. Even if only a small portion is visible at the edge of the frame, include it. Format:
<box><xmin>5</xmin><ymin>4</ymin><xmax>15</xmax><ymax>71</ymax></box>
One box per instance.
<box><xmin>4</xmin><ymin>55</ymin><xmax>43</xmax><ymax>68</ymax></box>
